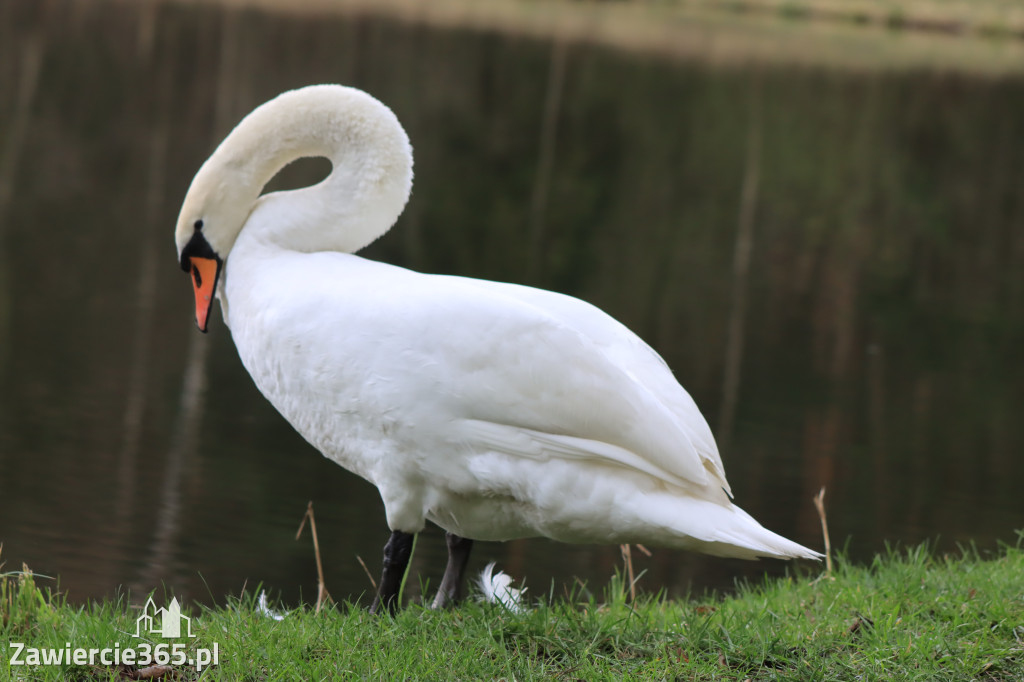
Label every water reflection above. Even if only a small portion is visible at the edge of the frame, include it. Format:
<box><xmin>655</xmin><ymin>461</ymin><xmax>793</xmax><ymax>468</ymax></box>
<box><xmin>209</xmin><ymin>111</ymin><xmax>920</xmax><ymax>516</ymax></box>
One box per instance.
<box><xmin>1</xmin><ymin>0</ymin><xmax>1023</xmax><ymax>608</ymax></box>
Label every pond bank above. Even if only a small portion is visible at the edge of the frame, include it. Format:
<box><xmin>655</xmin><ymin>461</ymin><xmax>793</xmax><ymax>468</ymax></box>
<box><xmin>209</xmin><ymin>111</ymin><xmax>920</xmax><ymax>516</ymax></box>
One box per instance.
<box><xmin>3</xmin><ymin>539</ymin><xmax>1023</xmax><ymax>679</ymax></box>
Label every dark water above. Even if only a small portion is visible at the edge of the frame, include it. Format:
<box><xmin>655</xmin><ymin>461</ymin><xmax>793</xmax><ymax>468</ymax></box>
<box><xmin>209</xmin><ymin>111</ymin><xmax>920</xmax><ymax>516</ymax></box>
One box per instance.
<box><xmin>1</xmin><ymin>1</ymin><xmax>1023</xmax><ymax>609</ymax></box>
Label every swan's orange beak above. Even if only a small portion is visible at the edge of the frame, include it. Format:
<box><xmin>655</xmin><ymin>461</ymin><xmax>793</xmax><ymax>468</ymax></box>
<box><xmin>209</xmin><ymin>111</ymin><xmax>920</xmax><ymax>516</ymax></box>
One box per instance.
<box><xmin>189</xmin><ymin>256</ymin><xmax>221</xmax><ymax>333</ymax></box>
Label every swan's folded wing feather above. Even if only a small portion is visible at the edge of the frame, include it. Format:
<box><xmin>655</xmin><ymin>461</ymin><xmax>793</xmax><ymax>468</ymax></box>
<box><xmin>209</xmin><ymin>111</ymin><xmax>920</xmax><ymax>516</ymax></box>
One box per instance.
<box><xmin>457</xmin><ymin>419</ymin><xmax>697</xmax><ymax>491</ymax></box>
<box><xmin>440</xmin><ymin>275</ymin><xmax>732</xmax><ymax>495</ymax></box>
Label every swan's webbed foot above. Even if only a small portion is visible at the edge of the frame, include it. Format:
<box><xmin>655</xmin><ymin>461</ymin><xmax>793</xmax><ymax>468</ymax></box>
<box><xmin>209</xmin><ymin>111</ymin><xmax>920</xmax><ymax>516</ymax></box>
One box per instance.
<box><xmin>369</xmin><ymin>530</ymin><xmax>415</xmax><ymax>615</ymax></box>
<box><xmin>431</xmin><ymin>532</ymin><xmax>474</xmax><ymax>609</ymax></box>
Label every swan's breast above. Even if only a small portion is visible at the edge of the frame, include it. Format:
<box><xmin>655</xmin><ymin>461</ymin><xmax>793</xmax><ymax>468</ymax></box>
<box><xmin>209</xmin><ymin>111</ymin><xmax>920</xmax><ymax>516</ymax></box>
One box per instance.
<box><xmin>222</xmin><ymin>248</ymin><xmax>415</xmax><ymax>482</ymax></box>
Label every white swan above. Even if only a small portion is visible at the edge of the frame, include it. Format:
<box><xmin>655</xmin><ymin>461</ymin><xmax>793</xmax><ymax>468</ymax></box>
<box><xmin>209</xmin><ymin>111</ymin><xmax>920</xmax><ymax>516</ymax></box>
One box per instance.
<box><xmin>174</xmin><ymin>84</ymin><xmax>819</xmax><ymax>613</ymax></box>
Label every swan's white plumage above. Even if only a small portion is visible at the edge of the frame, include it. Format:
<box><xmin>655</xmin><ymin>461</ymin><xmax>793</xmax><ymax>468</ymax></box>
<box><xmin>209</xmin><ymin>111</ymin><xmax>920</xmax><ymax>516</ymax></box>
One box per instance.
<box><xmin>175</xmin><ymin>84</ymin><xmax>820</xmax><ymax>561</ymax></box>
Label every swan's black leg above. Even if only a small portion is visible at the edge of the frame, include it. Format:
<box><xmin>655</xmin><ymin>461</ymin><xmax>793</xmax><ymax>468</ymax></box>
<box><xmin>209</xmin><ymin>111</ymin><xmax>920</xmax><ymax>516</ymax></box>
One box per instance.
<box><xmin>369</xmin><ymin>530</ymin><xmax>415</xmax><ymax>615</ymax></box>
<box><xmin>431</xmin><ymin>532</ymin><xmax>474</xmax><ymax>609</ymax></box>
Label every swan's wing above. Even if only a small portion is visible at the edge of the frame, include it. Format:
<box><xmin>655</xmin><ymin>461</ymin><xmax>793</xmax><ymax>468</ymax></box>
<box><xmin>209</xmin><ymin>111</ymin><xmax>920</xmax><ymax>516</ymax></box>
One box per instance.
<box><xmin>396</xmin><ymin>274</ymin><xmax>729</xmax><ymax>494</ymax></box>
<box><xmin>250</xmin><ymin>255</ymin><xmax>729</xmax><ymax>495</ymax></box>
<box><xmin>440</xmin><ymin>275</ymin><xmax>731</xmax><ymax>496</ymax></box>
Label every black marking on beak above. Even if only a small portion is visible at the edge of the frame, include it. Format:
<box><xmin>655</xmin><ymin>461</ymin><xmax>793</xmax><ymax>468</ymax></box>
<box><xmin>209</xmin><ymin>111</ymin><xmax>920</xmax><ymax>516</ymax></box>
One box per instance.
<box><xmin>180</xmin><ymin>228</ymin><xmax>218</xmax><ymax>272</ymax></box>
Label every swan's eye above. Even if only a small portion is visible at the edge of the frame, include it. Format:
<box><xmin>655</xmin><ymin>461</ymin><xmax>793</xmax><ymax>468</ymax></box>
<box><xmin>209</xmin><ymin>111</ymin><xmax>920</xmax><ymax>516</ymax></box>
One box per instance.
<box><xmin>192</xmin><ymin>264</ymin><xmax>202</xmax><ymax>288</ymax></box>
<box><xmin>194</xmin><ymin>219</ymin><xmax>204</xmax><ymax>231</ymax></box>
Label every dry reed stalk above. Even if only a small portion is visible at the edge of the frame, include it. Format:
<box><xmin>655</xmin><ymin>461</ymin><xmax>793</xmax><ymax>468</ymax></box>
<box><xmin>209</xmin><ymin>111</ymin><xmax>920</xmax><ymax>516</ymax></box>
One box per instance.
<box><xmin>813</xmin><ymin>486</ymin><xmax>833</xmax><ymax>575</ymax></box>
<box><xmin>355</xmin><ymin>554</ymin><xmax>377</xmax><ymax>591</ymax></box>
<box><xmin>620</xmin><ymin>544</ymin><xmax>636</xmax><ymax>602</ymax></box>
<box><xmin>296</xmin><ymin>501</ymin><xmax>333</xmax><ymax>612</ymax></box>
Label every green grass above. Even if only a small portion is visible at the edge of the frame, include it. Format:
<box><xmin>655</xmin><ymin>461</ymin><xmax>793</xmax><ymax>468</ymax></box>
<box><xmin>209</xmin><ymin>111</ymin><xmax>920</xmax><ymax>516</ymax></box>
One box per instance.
<box><xmin>3</xmin><ymin>539</ymin><xmax>1024</xmax><ymax>680</ymax></box>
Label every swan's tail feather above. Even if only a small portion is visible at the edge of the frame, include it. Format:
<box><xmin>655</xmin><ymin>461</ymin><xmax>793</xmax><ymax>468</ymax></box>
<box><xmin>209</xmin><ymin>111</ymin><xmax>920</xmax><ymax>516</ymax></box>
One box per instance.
<box><xmin>643</xmin><ymin>494</ymin><xmax>823</xmax><ymax>561</ymax></box>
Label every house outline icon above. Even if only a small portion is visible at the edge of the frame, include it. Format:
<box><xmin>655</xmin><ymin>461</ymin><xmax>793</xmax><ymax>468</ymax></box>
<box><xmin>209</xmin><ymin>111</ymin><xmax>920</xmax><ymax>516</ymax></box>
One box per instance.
<box><xmin>134</xmin><ymin>597</ymin><xmax>195</xmax><ymax>638</ymax></box>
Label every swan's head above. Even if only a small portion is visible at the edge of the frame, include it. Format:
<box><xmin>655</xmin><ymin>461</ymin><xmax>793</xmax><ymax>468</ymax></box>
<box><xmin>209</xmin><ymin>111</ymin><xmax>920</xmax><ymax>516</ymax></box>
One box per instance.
<box><xmin>175</xmin><ymin>156</ymin><xmax>258</xmax><ymax>332</ymax></box>
<box><xmin>174</xmin><ymin>84</ymin><xmax>414</xmax><ymax>333</ymax></box>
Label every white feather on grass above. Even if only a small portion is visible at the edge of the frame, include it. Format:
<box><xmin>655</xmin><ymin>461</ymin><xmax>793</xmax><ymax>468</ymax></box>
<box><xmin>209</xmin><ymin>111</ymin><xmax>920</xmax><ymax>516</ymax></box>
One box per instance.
<box><xmin>257</xmin><ymin>590</ymin><xmax>286</xmax><ymax>621</ymax></box>
<box><xmin>478</xmin><ymin>562</ymin><xmax>526</xmax><ymax>613</ymax></box>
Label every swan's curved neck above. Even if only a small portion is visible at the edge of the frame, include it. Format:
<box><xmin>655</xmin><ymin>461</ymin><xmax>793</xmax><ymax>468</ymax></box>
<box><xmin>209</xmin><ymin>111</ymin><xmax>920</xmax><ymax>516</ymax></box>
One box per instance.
<box><xmin>178</xmin><ymin>85</ymin><xmax>413</xmax><ymax>258</ymax></box>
